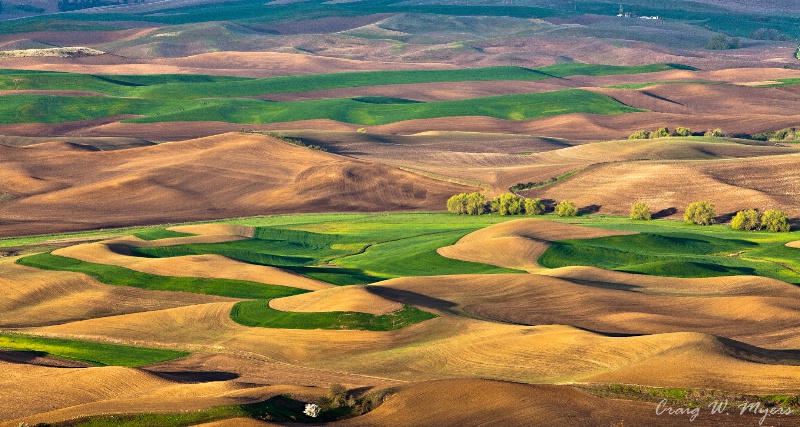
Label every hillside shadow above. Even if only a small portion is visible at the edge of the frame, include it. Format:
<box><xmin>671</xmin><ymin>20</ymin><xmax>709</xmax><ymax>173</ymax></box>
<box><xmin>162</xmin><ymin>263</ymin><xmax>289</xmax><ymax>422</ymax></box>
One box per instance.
<box><xmin>146</xmin><ymin>370</ymin><xmax>240</xmax><ymax>383</ymax></box>
<box><xmin>366</xmin><ymin>287</ymin><xmax>458</xmax><ymax>314</ymax></box>
<box><xmin>715</xmin><ymin>211</ymin><xmax>737</xmax><ymax>224</ymax></box>
<box><xmin>651</xmin><ymin>207</ymin><xmax>677</xmax><ymax>219</ymax></box>
<box><xmin>578</xmin><ymin>204</ymin><xmax>601</xmax><ymax>215</ymax></box>
<box><xmin>0</xmin><ymin>350</ymin><xmax>89</xmax><ymax>368</ymax></box>
<box><xmin>571</xmin><ymin>325</ymin><xmax>645</xmax><ymax>338</ymax></box>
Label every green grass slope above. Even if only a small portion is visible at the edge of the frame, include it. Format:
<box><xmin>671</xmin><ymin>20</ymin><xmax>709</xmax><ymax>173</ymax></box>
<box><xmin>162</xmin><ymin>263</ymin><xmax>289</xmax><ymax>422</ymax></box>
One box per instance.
<box><xmin>539</xmin><ymin>218</ymin><xmax>800</xmax><ymax>284</ymax></box>
<box><xmin>0</xmin><ymin>333</ymin><xmax>187</xmax><ymax>367</ymax></box>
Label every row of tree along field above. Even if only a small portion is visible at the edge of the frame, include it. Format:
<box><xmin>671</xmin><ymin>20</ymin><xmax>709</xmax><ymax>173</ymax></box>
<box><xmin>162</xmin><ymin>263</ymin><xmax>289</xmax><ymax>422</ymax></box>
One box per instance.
<box><xmin>628</xmin><ymin>126</ymin><xmax>723</xmax><ymax>139</ymax></box>
<box><xmin>447</xmin><ymin>192</ymin><xmax>578</xmax><ymax>217</ymax></box>
<box><xmin>628</xmin><ymin>126</ymin><xmax>800</xmax><ymax>141</ymax></box>
<box><xmin>634</xmin><ymin>201</ymin><xmax>790</xmax><ymax>232</ymax></box>
<box><xmin>448</xmin><ymin>193</ymin><xmax>792</xmax><ymax>232</ymax></box>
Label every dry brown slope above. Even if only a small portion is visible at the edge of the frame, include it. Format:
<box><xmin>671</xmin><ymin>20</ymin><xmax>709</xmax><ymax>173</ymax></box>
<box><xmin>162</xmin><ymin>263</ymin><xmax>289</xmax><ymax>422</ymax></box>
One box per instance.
<box><xmin>0</xmin><ymin>257</ymin><xmax>229</xmax><ymax>328</ymax></box>
<box><xmin>32</xmin><ymin>287</ymin><xmax>800</xmax><ymax>393</ymax></box>
<box><xmin>269</xmin><ymin>286</ymin><xmax>402</xmax><ymax>315</ymax></box>
<box><xmin>52</xmin><ymin>239</ymin><xmax>333</xmax><ymax>292</ymax></box>
<box><xmin>526</xmin><ymin>153</ymin><xmax>800</xmax><ymax>218</ymax></box>
<box><xmin>338</xmin><ymin>379</ymin><xmax>800</xmax><ymax>427</ymax></box>
<box><xmin>374</xmin><ymin>273</ymin><xmax>800</xmax><ymax>349</ymax></box>
<box><xmin>0</xmin><ymin>132</ymin><xmax>475</xmax><ymax>237</ymax></box>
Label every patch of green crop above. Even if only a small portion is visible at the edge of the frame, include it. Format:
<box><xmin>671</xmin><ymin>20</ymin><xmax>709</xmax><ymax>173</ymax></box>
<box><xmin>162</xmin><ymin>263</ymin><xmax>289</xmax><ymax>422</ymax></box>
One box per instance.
<box><xmin>129</xmin><ymin>89</ymin><xmax>642</xmax><ymax>125</ymax></box>
<box><xmin>231</xmin><ymin>301</ymin><xmax>436</xmax><ymax>330</ymax></box>
<box><xmin>16</xmin><ymin>253</ymin><xmax>304</xmax><ymax>299</ymax></box>
<box><xmin>132</xmin><ymin>228</ymin><xmax>195</xmax><ymax>241</ymax></box>
<box><xmin>605</xmin><ymin>80</ymin><xmax>723</xmax><ymax>89</ymax></box>
<box><xmin>0</xmin><ymin>333</ymin><xmax>187</xmax><ymax>367</ymax></box>
<box><xmin>538</xmin><ymin>218</ymin><xmax>800</xmax><ymax>284</ymax></box>
<box><xmin>0</xmin><ymin>63</ymin><xmax>690</xmax><ymax>98</ymax></box>
<box><xmin>127</xmin><ymin>215</ymin><xmax>523</xmax><ymax>285</ymax></box>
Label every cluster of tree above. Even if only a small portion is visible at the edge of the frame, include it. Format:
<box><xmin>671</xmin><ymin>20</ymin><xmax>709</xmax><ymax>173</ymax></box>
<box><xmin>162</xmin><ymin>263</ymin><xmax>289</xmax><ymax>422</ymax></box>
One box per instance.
<box><xmin>257</xmin><ymin>131</ymin><xmax>327</xmax><ymax>151</ymax></box>
<box><xmin>706</xmin><ymin>33</ymin><xmax>741</xmax><ymax>50</ymax></box>
<box><xmin>750</xmin><ymin>28</ymin><xmax>792</xmax><ymax>41</ymax></box>
<box><xmin>628</xmin><ymin>126</ymin><xmax>692</xmax><ymax>140</ymax></box>
<box><xmin>510</xmin><ymin>177</ymin><xmax>558</xmax><ymax>192</ymax></box>
<box><xmin>682</xmin><ymin>201</ymin><xmax>791</xmax><ymax>232</ymax></box>
<box><xmin>447</xmin><ymin>192</ymin><xmax>548</xmax><ymax>216</ymax></box>
<box><xmin>731</xmin><ymin>209</ymin><xmax>790</xmax><ymax>232</ymax></box>
<box><xmin>315</xmin><ymin>383</ymin><xmax>395</xmax><ymax>417</ymax></box>
<box><xmin>750</xmin><ymin>127</ymin><xmax>798</xmax><ymax>142</ymax></box>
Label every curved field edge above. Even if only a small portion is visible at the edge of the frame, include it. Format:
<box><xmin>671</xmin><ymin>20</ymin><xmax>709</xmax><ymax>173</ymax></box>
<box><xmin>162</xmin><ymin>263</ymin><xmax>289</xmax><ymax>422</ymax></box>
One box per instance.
<box><xmin>0</xmin><ymin>63</ymin><xmax>692</xmax><ymax>98</ymax></box>
<box><xmin>231</xmin><ymin>301</ymin><xmax>436</xmax><ymax>331</ymax></box>
<box><xmin>28</xmin><ymin>396</ymin><xmax>333</xmax><ymax>427</ymax></box>
<box><xmin>0</xmin><ymin>333</ymin><xmax>187</xmax><ymax>367</ymax></box>
<box><xmin>15</xmin><ymin>253</ymin><xmax>437</xmax><ymax>331</ymax></box>
<box><xmin>537</xmin><ymin>223</ymin><xmax>800</xmax><ymax>285</ymax></box>
<box><xmin>0</xmin><ymin>89</ymin><xmax>643</xmax><ymax>125</ymax></box>
<box><xmin>127</xmin><ymin>224</ymin><xmax>525</xmax><ymax>283</ymax></box>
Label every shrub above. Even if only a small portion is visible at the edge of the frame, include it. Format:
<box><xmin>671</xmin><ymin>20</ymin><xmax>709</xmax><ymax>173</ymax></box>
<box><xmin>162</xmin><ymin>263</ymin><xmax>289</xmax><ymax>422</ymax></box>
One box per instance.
<box><xmin>630</xmin><ymin>202</ymin><xmax>651</xmax><ymax>220</ymax></box>
<box><xmin>555</xmin><ymin>200</ymin><xmax>578</xmax><ymax>217</ymax></box>
<box><xmin>491</xmin><ymin>193</ymin><xmax>523</xmax><ymax>215</ymax></box>
<box><xmin>653</xmin><ymin>126</ymin><xmax>670</xmax><ymax>138</ymax></box>
<box><xmin>684</xmin><ymin>201</ymin><xmax>715</xmax><ymax>225</ymax></box>
<box><xmin>628</xmin><ymin>130</ymin><xmax>651</xmax><ymax>139</ymax></box>
<box><xmin>731</xmin><ymin>209</ymin><xmax>760</xmax><ymax>231</ymax></box>
<box><xmin>706</xmin><ymin>33</ymin><xmax>740</xmax><ymax>50</ymax></box>
<box><xmin>524</xmin><ymin>197</ymin><xmax>545</xmax><ymax>215</ymax></box>
<box><xmin>329</xmin><ymin>384</ymin><xmax>348</xmax><ymax>408</ymax></box>
<box><xmin>704</xmin><ymin>128</ymin><xmax>725</xmax><ymax>137</ymax></box>
<box><xmin>304</xmin><ymin>403</ymin><xmax>321</xmax><ymax>418</ymax></box>
<box><xmin>672</xmin><ymin>126</ymin><xmax>692</xmax><ymax>136</ymax></box>
<box><xmin>761</xmin><ymin>210</ymin><xmax>790</xmax><ymax>232</ymax></box>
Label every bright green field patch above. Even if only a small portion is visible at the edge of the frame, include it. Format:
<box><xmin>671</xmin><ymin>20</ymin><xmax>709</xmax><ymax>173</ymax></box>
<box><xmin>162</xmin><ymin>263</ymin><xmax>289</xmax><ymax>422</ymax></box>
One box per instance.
<box><xmin>0</xmin><ymin>63</ymin><xmax>688</xmax><ymax>98</ymax></box>
<box><xmin>128</xmin><ymin>89</ymin><xmax>641</xmax><ymax>125</ymax></box>
<box><xmin>605</xmin><ymin>80</ymin><xmax>725</xmax><ymax>89</ymax></box>
<box><xmin>128</xmin><ymin>216</ymin><xmax>523</xmax><ymax>285</ymax></box>
<box><xmin>16</xmin><ymin>253</ymin><xmax>304</xmax><ymax>299</ymax></box>
<box><xmin>231</xmin><ymin>301</ymin><xmax>436</xmax><ymax>330</ymax></box>
<box><xmin>538</xmin><ymin>218</ymin><xmax>800</xmax><ymax>284</ymax></box>
<box><xmin>132</xmin><ymin>228</ymin><xmax>195</xmax><ymax>241</ymax></box>
<box><xmin>0</xmin><ymin>90</ymin><xmax>641</xmax><ymax>125</ymax></box>
<box><xmin>0</xmin><ymin>333</ymin><xmax>187</xmax><ymax>367</ymax></box>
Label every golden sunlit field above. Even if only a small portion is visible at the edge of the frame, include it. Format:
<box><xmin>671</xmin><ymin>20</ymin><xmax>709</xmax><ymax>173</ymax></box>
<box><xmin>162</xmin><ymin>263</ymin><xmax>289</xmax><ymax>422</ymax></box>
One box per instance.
<box><xmin>1</xmin><ymin>0</ymin><xmax>800</xmax><ymax>425</ymax></box>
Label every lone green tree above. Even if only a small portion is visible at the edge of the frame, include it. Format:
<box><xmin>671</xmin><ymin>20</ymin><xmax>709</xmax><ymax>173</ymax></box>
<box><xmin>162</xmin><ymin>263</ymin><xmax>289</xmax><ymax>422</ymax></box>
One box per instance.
<box><xmin>630</xmin><ymin>202</ymin><xmax>651</xmax><ymax>220</ymax></box>
<box><xmin>524</xmin><ymin>197</ymin><xmax>545</xmax><ymax>215</ymax></box>
<box><xmin>761</xmin><ymin>210</ymin><xmax>790</xmax><ymax>232</ymax></box>
<box><xmin>731</xmin><ymin>209</ymin><xmax>760</xmax><ymax>231</ymax></box>
<box><xmin>684</xmin><ymin>201</ymin><xmax>715</xmax><ymax>225</ymax></box>
<box><xmin>555</xmin><ymin>200</ymin><xmax>578</xmax><ymax>217</ymax></box>
<box><xmin>491</xmin><ymin>193</ymin><xmax>523</xmax><ymax>215</ymax></box>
